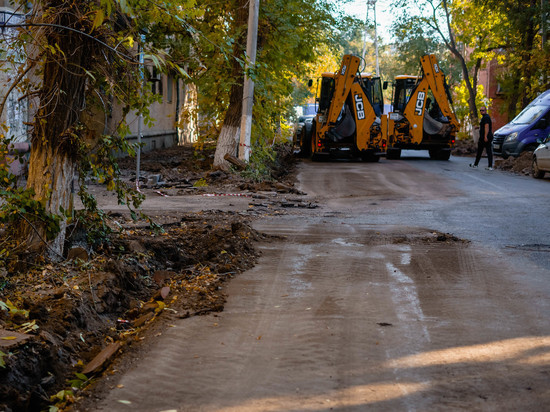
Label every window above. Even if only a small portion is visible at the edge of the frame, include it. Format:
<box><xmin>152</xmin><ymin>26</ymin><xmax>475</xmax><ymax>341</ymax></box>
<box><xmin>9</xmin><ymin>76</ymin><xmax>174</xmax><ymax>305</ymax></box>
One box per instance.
<box><xmin>167</xmin><ymin>76</ymin><xmax>173</xmax><ymax>103</ymax></box>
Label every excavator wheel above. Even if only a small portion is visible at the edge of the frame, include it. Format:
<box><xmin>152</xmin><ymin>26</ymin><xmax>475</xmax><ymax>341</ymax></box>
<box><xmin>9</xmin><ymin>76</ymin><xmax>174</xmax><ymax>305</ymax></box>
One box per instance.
<box><xmin>386</xmin><ymin>148</ymin><xmax>401</xmax><ymax>160</ymax></box>
<box><xmin>298</xmin><ymin>128</ymin><xmax>311</xmax><ymax>158</ymax></box>
<box><xmin>360</xmin><ymin>151</ymin><xmax>380</xmax><ymax>162</ymax></box>
<box><xmin>438</xmin><ymin>148</ymin><xmax>452</xmax><ymax>160</ymax></box>
<box><xmin>429</xmin><ymin>148</ymin><xmax>451</xmax><ymax>160</ymax></box>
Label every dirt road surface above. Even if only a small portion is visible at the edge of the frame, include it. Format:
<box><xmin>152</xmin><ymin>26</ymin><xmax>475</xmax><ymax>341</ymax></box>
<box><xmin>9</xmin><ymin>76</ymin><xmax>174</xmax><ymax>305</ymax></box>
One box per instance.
<box><xmin>87</xmin><ymin>154</ymin><xmax>550</xmax><ymax>411</ymax></box>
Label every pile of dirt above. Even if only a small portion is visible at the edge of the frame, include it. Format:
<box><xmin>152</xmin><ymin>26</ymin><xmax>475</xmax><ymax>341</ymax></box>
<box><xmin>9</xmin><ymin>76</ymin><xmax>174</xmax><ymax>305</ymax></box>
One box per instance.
<box><xmin>494</xmin><ymin>151</ymin><xmax>534</xmax><ymax>175</ymax></box>
<box><xmin>453</xmin><ymin>137</ymin><xmax>534</xmax><ymax>175</ymax></box>
<box><xmin>0</xmin><ymin>143</ymin><xmax>297</xmax><ymax>412</ymax></box>
<box><xmin>452</xmin><ymin>137</ymin><xmax>477</xmax><ymax>156</ymax></box>
<box><xmin>117</xmin><ymin>142</ymin><xmax>298</xmax><ymax>192</ymax></box>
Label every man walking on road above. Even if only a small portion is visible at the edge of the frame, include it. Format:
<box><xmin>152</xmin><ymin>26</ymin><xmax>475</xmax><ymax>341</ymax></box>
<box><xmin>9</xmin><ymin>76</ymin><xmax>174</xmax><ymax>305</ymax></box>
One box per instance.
<box><xmin>470</xmin><ymin>106</ymin><xmax>494</xmax><ymax>170</ymax></box>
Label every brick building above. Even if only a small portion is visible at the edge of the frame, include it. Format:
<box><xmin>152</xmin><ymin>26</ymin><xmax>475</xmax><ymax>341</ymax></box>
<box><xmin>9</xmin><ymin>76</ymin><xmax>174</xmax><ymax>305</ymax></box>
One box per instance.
<box><xmin>477</xmin><ymin>58</ymin><xmax>508</xmax><ymax>131</ymax></box>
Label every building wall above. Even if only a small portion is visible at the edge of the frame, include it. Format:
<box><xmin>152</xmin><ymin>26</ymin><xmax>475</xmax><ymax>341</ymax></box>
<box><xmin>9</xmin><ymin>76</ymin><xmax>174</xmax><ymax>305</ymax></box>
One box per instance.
<box><xmin>477</xmin><ymin>59</ymin><xmax>509</xmax><ymax>131</ymax></box>
<box><xmin>123</xmin><ymin>73</ymin><xmax>180</xmax><ymax>152</ymax></box>
<box><xmin>103</xmin><ymin>71</ymin><xmax>182</xmax><ymax>153</ymax></box>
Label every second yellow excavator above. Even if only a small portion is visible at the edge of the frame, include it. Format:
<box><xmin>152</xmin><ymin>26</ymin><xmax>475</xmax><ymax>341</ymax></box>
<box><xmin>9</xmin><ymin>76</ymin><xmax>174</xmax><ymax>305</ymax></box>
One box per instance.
<box><xmin>383</xmin><ymin>54</ymin><xmax>459</xmax><ymax>160</ymax></box>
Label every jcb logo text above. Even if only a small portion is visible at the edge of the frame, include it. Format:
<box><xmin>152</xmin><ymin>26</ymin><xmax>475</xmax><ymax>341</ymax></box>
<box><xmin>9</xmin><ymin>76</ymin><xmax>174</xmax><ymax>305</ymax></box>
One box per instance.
<box><xmin>415</xmin><ymin>91</ymin><xmax>426</xmax><ymax>116</ymax></box>
<box><xmin>355</xmin><ymin>94</ymin><xmax>365</xmax><ymax>120</ymax></box>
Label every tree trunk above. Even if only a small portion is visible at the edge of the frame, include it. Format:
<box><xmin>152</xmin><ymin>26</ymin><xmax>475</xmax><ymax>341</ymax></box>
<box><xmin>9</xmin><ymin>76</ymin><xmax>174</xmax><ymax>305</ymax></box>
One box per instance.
<box><xmin>22</xmin><ymin>1</ymin><xmax>93</xmax><ymax>259</ymax></box>
<box><xmin>25</xmin><ymin>139</ymin><xmax>76</xmax><ymax>259</ymax></box>
<box><xmin>457</xmin><ymin>53</ymin><xmax>480</xmax><ymax>127</ymax></box>
<box><xmin>179</xmin><ymin>80</ymin><xmax>198</xmax><ymax>144</ymax></box>
<box><xmin>213</xmin><ymin>0</ymin><xmax>248</xmax><ymax>170</ymax></box>
<box><xmin>213</xmin><ymin>88</ymin><xmax>243</xmax><ymax>170</ymax></box>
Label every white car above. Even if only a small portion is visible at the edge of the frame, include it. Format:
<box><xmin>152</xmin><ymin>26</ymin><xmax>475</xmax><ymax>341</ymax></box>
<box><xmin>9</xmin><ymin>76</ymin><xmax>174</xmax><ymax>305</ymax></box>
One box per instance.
<box><xmin>532</xmin><ymin>134</ymin><xmax>550</xmax><ymax>178</ymax></box>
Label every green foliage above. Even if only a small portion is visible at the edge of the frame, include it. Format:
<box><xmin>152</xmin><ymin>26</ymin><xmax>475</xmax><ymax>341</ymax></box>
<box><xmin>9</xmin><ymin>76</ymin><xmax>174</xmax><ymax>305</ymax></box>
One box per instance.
<box><xmin>67</xmin><ymin>372</ymin><xmax>90</xmax><ymax>390</ymax></box>
<box><xmin>48</xmin><ymin>369</ymin><xmax>90</xmax><ymax>409</ymax></box>
<box><xmin>0</xmin><ymin>140</ymin><xmax>61</xmax><ymax>249</ymax></box>
<box><xmin>189</xmin><ymin>0</ymin><xmax>345</xmax><ymax>143</ymax></box>
<box><xmin>193</xmin><ymin>178</ymin><xmax>208</xmax><ymax>187</ymax></box>
<box><xmin>49</xmin><ymin>389</ymin><xmax>75</xmax><ymax>411</ymax></box>
<box><xmin>0</xmin><ymin>299</ymin><xmax>29</xmax><ymax>318</ymax></box>
<box><xmin>390</xmin><ymin>0</ymin><xmax>549</xmax><ymax>120</ymax></box>
<box><xmin>481</xmin><ymin>0</ymin><xmax>550</xmax><ymax>115</ymax></box>
<box><xmin>240</xmin><ymin>143</ymin><xmax>277</xmax><ymax>182</ymax></box>
<box><xmin>0</xmin><ymin>350</ymin><xmax>6</xmax><ymax>368</ymax></box>
<box><xmin>453</xmin><ymin>81</ymin><xmax>491</xmax><ymax>131</ymax></box>
<box><xmin>391</xmin><ymin>19</ymin><xmax>453</xmax><ymax>76</ymax></box>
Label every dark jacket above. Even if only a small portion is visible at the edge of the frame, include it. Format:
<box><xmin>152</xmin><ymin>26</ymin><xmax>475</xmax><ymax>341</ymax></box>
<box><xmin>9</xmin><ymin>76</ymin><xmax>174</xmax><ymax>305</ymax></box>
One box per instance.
<box><xmin>480</xmin><ymin>113</ymin><xmax>493</xmax><ymax>142</ymax></box>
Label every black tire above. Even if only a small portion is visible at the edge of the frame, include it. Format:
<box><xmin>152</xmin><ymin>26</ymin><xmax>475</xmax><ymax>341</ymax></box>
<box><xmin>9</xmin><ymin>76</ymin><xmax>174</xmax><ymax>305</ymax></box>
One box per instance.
<box><xmin>429</xmin><ymin>148</ymin><xmax>451</xmax><ymax>160</ymax></box>
<box><xmin>298</xmin><ymin>128</ymin><xmax>311</xmax><ymax>158</ymax></box>
<box><xmin>532</xmin><ymin>157</ymin><xmax>545</xmax><ymax>179</ymax></box>
<box><xmin>360</xmin><ymin>151</ymin><xmax>380</xmax><ymax>162</ymax></box>
<box><xmin>386</xmin><ymin>148</ymin><xmax>401</xmax><ymax>160</ymax></box>
<box><xmin>437</xmin><ymin>148</ymin><xmax>451</xmax><ymax>160</ymax></box>
<box><xmin>525</xmin><ymin>144</ymin><xmax>538</xmax><ymax>153</ymax></box>
<box><xmin>310</xmin><ymin>123</ymin><xmax>320</xmax><ymax>162</ymax></box>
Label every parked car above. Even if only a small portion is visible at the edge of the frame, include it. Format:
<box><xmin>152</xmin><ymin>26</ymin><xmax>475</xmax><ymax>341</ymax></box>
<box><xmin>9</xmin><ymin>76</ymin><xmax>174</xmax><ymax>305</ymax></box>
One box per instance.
<box><xmin>292</xmin><ymin>103</ymin><xmax>317</xmax><ymax>157</ymax></box>
<box><xmin>532</xmin><ymin>133</ymin><xmax>550</xmax><ymax>179</ymax></box>
<box><xmin>493</xmin><ymin>89</ymin><xmax>550</xmax><ymax>158</ymax></box>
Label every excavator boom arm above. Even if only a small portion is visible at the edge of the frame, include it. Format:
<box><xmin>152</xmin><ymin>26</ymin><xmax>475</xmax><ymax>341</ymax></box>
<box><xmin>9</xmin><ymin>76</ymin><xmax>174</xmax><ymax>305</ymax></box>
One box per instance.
<box><xmin>399</xmin><ymin>55</ymin><xmax>459</xmax><ymax>145</ymax></box>
<box><xmin>325</xmin><ymin>55</ymin><xmax>361</xmax><ymax>125</ymax></box>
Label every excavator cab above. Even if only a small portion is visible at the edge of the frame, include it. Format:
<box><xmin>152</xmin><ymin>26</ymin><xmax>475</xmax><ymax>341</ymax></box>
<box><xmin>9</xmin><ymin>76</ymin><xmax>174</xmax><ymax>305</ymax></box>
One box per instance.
<box><xmin>392</xmin><ymin>76</ymin><xmax>419</xmax><ymax>113</ymax></box>
<box><xmin>359</xmin><ymin>76</ymin><xmax>384</xmax><ymax>117</ymax></box>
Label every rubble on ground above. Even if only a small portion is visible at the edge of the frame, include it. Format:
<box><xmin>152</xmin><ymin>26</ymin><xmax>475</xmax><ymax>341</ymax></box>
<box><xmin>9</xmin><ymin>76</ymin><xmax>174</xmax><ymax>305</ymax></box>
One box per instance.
<box><xmin>0</xmin><ymin>143</ymin><xmax>297</xmax><ymax>412</ymax></box>
<box><xmin>494</xmin><ymin>151</ymin><xmax>533</xmax><ymax>175</ymax></box>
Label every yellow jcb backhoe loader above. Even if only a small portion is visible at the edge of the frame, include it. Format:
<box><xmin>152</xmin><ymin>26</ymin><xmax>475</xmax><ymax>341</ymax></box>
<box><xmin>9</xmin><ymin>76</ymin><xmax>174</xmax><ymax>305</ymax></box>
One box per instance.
<box><xmin>383</xmin><ymin>54</ymin><xmax>459</xmax><ymax>160</ymax></box>
<box><xmin>302</xmin><ymin>54</ymin><xmax>385</xmax><ymax>162</ymax></box>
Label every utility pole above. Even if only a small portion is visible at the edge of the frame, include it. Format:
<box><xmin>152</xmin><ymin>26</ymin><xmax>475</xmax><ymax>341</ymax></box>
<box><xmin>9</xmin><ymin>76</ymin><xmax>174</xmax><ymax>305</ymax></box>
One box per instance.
<box><xmin>361</xmin><ymin>5</ymin><xmax>369</xmax><ymax>62</ymax></box>
<box><xmin>238</xmin><ymin>0</ymin><xmax>260</xmax><ymax>162</ymax></box>
<box><xmin>136</xmin><ymin>38</ymin><xmax>145</xmax><ymax>191</ymax></box>
<box><xmin>362</xmin><ymin>0</ymin><xmax>380</xmax><ymax>76</ymax></box>
<box><xmin>370</xmin><ymin>0</ymin><xmax>380</xmax><ymax>76</ymax></box>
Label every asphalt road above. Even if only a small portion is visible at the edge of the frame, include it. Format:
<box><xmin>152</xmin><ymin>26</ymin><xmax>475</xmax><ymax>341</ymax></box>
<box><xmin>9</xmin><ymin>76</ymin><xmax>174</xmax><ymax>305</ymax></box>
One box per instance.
<box><xmin>89</xmin><ymin>154</ymin><xmax>550</xmax><ymax>411</ymax></box>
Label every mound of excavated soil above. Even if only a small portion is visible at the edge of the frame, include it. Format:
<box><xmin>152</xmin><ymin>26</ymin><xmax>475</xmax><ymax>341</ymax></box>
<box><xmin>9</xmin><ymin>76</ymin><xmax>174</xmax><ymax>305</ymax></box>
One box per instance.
<box><xmin>453</xmin><ymin>137</ymin><xmax>534</xmax><ymax>175</ymax></box>
<box><xmin>0</xmin><ymin>143</ymin><xmax>296</xmax><ymax>412</ymax></box>
<box><xmin>494</xmin><ymin>151</ymin><xmax>533</xmax><ymax>175</ymax></box>
<box><xmin>0</xmin><ymin>213</ymin><xmax>266</xmax><ymax>411</ymax></box>
<box><xmin>452</xmin><ymin>138</ymin><xmax>477</xmax><ymax>156</ymax></box>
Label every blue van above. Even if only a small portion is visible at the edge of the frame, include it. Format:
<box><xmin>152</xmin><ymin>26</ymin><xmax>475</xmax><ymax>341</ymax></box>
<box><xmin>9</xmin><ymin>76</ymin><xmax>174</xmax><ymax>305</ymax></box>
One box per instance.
<box><xmin>492</xmin><ymin>89</ymin><xmax>550</xmax><ymax>158</ymax></box>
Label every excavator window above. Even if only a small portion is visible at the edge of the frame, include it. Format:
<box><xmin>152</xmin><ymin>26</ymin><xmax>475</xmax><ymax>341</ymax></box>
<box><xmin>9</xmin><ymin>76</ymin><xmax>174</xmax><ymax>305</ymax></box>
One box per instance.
<box><xmin>371</xmin><ymin>78</ymin><xmax>384</xmax><ymax>117</ymax></box>
<box><xmin>358</xmin><ymin>77</ymin><xmax>384</xmax><ymax>117</ymax></box>
<box><xmin>393</xmin><ymin>78</ymin><xmax>418</xmax><ymax>113</ymax></box>
<box><xmin>318</xmin><ymin>77</ymin><xmax>335</xmax><ymax>112</ymax></box>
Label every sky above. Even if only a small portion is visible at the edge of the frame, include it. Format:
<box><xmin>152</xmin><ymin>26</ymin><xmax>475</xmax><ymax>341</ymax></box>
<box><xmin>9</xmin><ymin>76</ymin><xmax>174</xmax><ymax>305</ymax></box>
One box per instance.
<box><xmin>339</xmin><ymin>0</ymin><xmax>395</xmax><ymax>42</ymax></box>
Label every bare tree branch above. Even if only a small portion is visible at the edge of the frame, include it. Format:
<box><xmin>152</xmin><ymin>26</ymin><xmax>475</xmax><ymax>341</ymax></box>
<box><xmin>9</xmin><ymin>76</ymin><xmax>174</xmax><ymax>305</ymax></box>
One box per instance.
<box><xmin>0</xmin><ymin>62</ymin><xmax>36</xmax><ymax>119</ymax></box>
